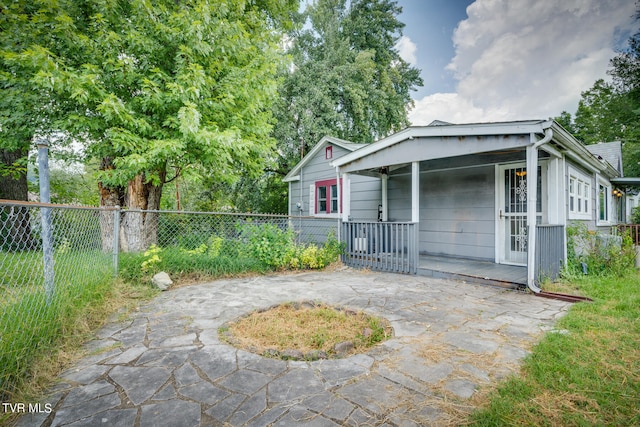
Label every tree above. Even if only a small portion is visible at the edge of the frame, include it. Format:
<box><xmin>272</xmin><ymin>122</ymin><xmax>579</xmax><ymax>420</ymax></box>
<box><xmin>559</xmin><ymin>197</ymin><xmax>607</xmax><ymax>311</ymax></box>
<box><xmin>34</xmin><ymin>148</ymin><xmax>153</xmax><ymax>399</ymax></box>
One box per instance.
<box><xmin>566</xmin><ymin>8</ymin><xmax>640</xmax><ymax>177</ymax></box>
<box><xmin>9</xmin><ymin>0</ymin><xmax>296</xmax><ymax>251</ymax></box>
<box><xmin>554</xmin><ymin>111</ymin><xmax>575</xmax><ymax>134</ymax></box>
<box><xmin>573</xmin><ymin>79</ymin><xmax>634</xmax><ymax>144</ymax></box>
<box><xmin>608</xmin><ymin>10</ymin><xmax>640</xmax><ymax>178</ymax></box>
<box><xmin>242</xmin><ymin>0</ymin><xmax>421</xmax><ymax>213</ymax></box>
<box><xmin>0</xmin><ymin>1</ymin><xmax>55</xmax><ymax>249</ymax></box>
<box><xmin>276</xmin><ymin>0</ymin><xmax>422</xmax><ymax>154</ymax></box>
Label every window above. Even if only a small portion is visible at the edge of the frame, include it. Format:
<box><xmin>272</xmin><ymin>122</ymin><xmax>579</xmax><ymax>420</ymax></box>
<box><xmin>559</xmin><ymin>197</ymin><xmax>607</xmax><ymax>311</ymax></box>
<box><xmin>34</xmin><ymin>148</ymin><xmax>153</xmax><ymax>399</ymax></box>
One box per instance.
<box><xmin>315</xmin><ymin>178</ymin><xmax>341</xmax><ymax>214</ymax></box>
<box><xmin>325</xmin><ymin>146</ymin><xmax>333</xmax><ymax>160</ymax></box>
<box><xmin>568</xmin><ymin>167</ymin><xmax>591</xmax><ymax>220</ymax></box>
<box><xmin>598</xmin><ymin>182</ymin><xmax>610</xmax><ymax>223</ymax></box>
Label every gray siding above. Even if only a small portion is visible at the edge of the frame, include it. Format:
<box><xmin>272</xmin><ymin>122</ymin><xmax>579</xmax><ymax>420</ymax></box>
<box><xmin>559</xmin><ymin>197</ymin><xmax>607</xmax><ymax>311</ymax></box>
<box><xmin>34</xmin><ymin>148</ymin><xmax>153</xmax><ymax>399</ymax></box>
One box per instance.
<box><xmin>349</xmin><ymin>177</ymin><xmax>380</xmax><ymax>221</ymax></box>
<box><xmin>387</xmin><ymin>165</ymin><xmax>495</xmax><ymax>260</ymax></box>
<box><xmin>288</xmin><ymin>144</ymin><xmax>352</xmax><ymax>215</ymax></box>
<box><xmin>564</xmin><ymin>159</ymin><xmax>620</xmax><ymax>235</ymax></box>
<box><xmin>421</xmin><ymin>166</ymin><xmax>495</xmax><ymax>260</ymax></box>
<box><xmin>387</xmin><ymin>174</ymin><xmax>412</xmax><ymax>221</ymax></box>
<box><xmin>288</xmin><ymin>143</ymin><xmax>380</xmax><ymax>221</ymax></box>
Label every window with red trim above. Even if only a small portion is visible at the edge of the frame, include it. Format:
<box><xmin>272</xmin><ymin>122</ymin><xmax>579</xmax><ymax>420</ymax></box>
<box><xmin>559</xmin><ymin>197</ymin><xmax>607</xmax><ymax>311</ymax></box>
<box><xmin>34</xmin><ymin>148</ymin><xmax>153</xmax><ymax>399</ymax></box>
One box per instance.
<box><xmin>315</xmin><ymin>178</ymin><xmax>341</xmax><ymax>214</ymax></box>
<box><xmin>325</xmin><ymin>146</ymin><xmax>333</xmax><ymax>159</ymax></box>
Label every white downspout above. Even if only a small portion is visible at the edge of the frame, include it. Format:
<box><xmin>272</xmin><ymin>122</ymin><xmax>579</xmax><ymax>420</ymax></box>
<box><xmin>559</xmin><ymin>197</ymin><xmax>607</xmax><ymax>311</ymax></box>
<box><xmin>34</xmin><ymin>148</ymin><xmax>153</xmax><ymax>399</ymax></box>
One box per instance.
<box><xmin>336</xmin><ymin>167</ymin><xmax>341</xmax><ymax>242</ymax></box>
<box><xmin>526</xmin><ymin>128</ymin><xmax>553</xmax><ymax>293</ymax></box>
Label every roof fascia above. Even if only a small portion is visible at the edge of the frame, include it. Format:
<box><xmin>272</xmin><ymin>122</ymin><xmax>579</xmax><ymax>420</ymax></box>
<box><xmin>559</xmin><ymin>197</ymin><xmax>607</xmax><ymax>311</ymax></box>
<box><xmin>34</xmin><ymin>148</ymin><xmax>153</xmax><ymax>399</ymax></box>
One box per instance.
<box><xmin>548</xmin><ymin>121</ymin><xmax>620</xmax><ymax>178</ymax></box>
<box><xmin>283</xmin><ymin>136</ymin><xmax>360</xmax><ymax>182</ymax></box>
<box><xmin>332</xmin><ymin>121</ymin><xmax>547</xmax><ymax>168</ymax></box>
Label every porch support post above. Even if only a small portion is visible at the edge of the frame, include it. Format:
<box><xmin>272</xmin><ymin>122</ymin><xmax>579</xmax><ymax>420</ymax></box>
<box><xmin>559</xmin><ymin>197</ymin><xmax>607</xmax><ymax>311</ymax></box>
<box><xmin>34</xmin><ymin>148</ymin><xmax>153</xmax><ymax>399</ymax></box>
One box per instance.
<box><xmin>526</xmin><ymin>140</ymin><xmax>539</xmax><ymax>290</ymax></box>
<box><xmin>381</xmin><ymin>172</ymin><xmax>388</xmax><ymax>221</ymax></box>
<box><xmin>411</xmin><ymin>161</ymin><xmax>419</xmax><ymax>223</ymax></box>
<box><xmin>341</xmin><ymin>172</ymin><xmax>350</xmax><ymax>222</ymax></box>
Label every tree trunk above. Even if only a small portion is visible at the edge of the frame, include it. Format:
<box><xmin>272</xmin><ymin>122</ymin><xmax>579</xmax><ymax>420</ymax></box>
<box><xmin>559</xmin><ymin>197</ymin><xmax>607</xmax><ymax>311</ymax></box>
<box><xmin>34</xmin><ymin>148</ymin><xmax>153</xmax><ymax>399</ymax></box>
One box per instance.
<box><xmin>0</xmin><ymin>147</ymin><xmax>34</xmax><ymax>250</ymax></box>
<box><xmin>98</xmin><ymin>157</ymin><xmax>124</xmax><ymax>252</ymax></box>
<box><xmin>98</xmin><ymin>181</ymin><xmax>123</xmax><ymax>252</ymax></box>
<box><xmin>98</xmin><ymin>156</ymin><xmax>165</xmax><ymax>253</ymax></box>
<box><xmin>121</xmin><ymin>172</ymin><xmax>164</xmax><ymax>252</ymax></box>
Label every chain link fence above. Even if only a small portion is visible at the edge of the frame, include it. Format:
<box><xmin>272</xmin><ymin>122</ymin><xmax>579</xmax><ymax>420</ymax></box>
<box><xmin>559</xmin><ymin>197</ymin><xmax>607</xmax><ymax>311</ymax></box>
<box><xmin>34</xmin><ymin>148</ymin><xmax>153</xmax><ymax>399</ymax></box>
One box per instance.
<box><xmin>153</xmin><ymin>210</ymin><xmax>339</xmax><ymax>248</ymax></box>
<box><xmin>0</xmin><ymin>201</ymin><xmax>115</xmax><ymax>401</ymax></box>
<box><xmin>0</xmin><ymin>200</ymin><xmax>338</xmax><ymax>400</ymax></box>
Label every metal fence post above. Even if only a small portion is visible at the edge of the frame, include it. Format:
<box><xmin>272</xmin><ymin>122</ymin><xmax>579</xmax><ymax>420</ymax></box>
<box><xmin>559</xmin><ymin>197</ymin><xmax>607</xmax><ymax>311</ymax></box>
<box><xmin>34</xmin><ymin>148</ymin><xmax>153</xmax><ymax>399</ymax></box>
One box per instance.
<box><xmin>113</xmin><ymin>206</ymin><xmax>120</xmax><ymax>277</ymax></box>
<box><xmin>37</xmin><ymin>139</ymin><xmax>55</xmax><ymax>304</ymax></box>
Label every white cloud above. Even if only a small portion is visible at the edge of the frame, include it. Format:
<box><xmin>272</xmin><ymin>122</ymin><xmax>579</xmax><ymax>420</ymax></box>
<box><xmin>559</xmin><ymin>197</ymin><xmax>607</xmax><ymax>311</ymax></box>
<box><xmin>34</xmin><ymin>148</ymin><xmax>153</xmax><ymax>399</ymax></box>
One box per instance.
<box><xmin>408</xmin><ymin>92</ymin><xmax>508</xmax><ymax>125</ymax></box>
<box><xmin>396</xmin><ymin>35</ymin><xmax>417</xmax><ymax>65</ymax></box>
<box><xmin>410</xmin><ymin>0</ymin><xmax>637</xmax><ymax>125</ymax></box>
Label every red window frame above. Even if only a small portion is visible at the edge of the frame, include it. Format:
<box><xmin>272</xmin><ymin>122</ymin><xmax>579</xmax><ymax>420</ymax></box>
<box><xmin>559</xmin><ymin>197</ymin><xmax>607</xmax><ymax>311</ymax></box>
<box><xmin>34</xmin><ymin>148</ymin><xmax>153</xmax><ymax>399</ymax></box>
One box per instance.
<box><xmin>315</xmin><ymin>178</ymin><xmax>342</xmax><ymax>214</ymax></box>
<box><xmin>325</xmin><ymin>146</ymin><xmax>333</xmax><ymax>159</ymax></box>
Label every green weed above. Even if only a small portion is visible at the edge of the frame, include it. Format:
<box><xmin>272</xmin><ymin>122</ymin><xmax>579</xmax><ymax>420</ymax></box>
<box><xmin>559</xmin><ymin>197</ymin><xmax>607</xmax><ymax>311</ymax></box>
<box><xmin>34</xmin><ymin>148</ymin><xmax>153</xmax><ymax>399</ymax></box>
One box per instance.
<box><xmin>470</xmin><ymin>271</ymin><xmax>640</xmax><ymax>426</ymax></box>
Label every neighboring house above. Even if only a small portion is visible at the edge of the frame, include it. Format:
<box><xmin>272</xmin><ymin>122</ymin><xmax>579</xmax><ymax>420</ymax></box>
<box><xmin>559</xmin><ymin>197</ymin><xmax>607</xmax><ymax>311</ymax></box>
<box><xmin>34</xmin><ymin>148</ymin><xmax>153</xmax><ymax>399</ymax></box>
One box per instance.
<box><xmin>286</xmin><ymin>119</ymin><xmax>635</xmax><ymax>291</ymax></box>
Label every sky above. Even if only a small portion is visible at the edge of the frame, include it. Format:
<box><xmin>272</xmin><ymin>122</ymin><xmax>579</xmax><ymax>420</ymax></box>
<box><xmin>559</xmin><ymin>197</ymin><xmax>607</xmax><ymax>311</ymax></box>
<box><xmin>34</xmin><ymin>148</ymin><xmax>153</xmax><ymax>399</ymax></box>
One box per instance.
<box><xmin>394</xmin><ymin>0</ymin><xmax>638</xmax><ymax>126</ymax></box>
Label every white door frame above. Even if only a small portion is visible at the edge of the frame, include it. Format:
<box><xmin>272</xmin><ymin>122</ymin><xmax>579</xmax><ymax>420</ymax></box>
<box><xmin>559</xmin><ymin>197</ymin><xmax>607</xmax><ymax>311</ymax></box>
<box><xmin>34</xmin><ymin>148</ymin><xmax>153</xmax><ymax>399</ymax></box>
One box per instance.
<box><xmin>496</xmin><ymin>161</ymin><xmax>547</xmax><ymax>265</ymax></box>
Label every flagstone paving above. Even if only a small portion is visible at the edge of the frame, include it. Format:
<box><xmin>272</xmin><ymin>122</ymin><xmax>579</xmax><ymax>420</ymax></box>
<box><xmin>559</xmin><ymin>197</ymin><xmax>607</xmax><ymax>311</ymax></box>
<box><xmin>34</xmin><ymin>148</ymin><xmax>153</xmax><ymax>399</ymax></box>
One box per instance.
<box><xmin>17</xmin><ymin>268</ymin><xmax>570</xmax><ymax>426</ymax></box>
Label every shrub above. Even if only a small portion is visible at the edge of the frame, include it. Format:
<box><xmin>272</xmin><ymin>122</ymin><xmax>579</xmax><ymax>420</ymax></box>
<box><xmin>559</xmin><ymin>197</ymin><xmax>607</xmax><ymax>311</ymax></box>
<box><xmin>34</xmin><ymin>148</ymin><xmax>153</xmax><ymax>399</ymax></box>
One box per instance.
<box><xmin>121</xmin><ymin>225</ymin><xmax>345</xmax><ymax>280</ymax></box>
<box><xmin>631</xmin><ymin>206</ymin><xmax>640</xmax><ymax>224</ymax></box>
<box><xmin>300</xmin><ymin>245</ymin><xmax>321</xmax><ymax>269</ymax></box>
<box><xmin>564</xmin><ymin>222</ymin><xmax>635</xmax><ymax>277</ymax></box>
<box><xmin>239</xmin><ymin>222</ymin><xmax>298</xmax><ymax>270</ymax></box>
<box><xmin>141</xmin><ymin>245</ymin><xmax>162</xmax><ymax>273</ymax></box>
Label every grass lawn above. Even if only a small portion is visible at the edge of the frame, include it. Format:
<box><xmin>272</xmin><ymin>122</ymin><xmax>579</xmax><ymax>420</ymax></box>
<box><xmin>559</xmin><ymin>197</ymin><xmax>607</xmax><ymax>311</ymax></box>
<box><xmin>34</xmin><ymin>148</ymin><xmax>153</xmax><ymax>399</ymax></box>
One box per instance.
<box><xmin>0</xmin><ymin>250</ymin><xmax>158</xmax><ymax>424</ymax></box>
<box><xmin>470</xmin><ymin>270</ymin><xmax>640</xmax><ymax>426</ymax></box>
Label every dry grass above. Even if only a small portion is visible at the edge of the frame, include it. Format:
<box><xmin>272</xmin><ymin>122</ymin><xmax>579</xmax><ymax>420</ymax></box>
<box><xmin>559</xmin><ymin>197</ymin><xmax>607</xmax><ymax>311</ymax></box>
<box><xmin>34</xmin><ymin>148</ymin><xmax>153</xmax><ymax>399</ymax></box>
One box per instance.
<box><xmin>377</xmin><ymin>334</ymin><xmax>527</xmax><ymax>426</ymax></box>
<box><xmin>541</xmin><ymin>279</ymin><xmax>586</xmax><ymax>296</ymax></box>
<box><xmin>224</xmin><ymin>302</ymin><xmax>392</xmax><ymax>356</ymax></box>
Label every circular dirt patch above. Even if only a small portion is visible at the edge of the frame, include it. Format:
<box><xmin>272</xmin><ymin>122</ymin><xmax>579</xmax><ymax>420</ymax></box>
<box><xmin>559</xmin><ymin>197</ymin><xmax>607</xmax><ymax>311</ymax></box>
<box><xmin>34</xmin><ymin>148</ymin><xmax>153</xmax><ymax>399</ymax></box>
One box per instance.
<box><xmin>219</xmin><ymin>301</ymin><xmax>393</xmax><ymax>360</ymax></box>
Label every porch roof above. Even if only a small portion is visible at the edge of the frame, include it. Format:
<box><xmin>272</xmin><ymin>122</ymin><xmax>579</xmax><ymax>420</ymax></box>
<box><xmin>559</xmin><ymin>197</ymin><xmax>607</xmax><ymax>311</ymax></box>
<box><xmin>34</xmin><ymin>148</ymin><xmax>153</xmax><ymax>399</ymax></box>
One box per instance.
<box><xmin>331</xmin><ymin>119</ymin><xmax>620</xmax><ymax>178</ymax></box>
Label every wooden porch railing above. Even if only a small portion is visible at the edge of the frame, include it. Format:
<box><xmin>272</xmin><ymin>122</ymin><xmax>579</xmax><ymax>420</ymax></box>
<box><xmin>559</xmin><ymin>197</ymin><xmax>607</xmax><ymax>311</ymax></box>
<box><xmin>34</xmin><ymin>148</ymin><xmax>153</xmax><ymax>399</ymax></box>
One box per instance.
<box><xmin>341</xmin><ymin>221</ymin><xmax>418</xmax><ymax>274</ymax></box>
<box><xmin>616</xmin><ymin>224</ymin><xmax>640</xmax><ymax>245</ymax></box>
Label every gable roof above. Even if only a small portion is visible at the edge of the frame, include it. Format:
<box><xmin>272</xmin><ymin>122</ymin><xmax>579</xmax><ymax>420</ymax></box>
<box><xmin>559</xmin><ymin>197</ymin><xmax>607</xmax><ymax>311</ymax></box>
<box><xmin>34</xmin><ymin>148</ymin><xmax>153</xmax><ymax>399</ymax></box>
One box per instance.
<box><xmin>282</xmin><ymin>136</ymin><xmax>365</xmax><ymax>182</ymax></box>
<box><xmin>585</xmin><ymin>141</ymin><xmax>623</xmax><ymax>176</ymax></box>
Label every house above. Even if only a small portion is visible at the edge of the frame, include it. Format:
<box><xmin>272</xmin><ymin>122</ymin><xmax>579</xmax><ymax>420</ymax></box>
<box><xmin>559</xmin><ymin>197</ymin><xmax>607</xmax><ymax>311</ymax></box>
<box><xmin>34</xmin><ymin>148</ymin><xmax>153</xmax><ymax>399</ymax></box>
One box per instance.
<box><xmin>285</xmin><ymin>119</ymin><xmax>633</xmax><ymax>291</ymax></box>
<box><xmin>284</xmin><ymin>136</ymin><xmax>380</xmax><ymax>219</ymax></box>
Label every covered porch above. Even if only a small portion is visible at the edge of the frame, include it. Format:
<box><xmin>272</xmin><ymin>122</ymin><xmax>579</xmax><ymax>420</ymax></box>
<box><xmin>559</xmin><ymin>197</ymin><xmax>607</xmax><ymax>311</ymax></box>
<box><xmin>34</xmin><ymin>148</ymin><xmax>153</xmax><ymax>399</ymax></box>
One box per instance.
<box><xmin>340</xmin><ymin>220</ymin><xmax>562</xmax><ymax>289</ymax></box>
<box><xmin>334</xmin><ymin>121</ymin><xmax>574</xmax><ymax>290</ymax></box>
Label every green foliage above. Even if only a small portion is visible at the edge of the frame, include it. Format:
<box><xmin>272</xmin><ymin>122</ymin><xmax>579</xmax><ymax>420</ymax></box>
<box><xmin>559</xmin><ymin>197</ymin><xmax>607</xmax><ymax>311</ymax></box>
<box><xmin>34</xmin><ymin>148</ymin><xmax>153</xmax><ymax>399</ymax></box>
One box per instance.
<box><xmin>46</xmin><ymin>166</ymin><xmax>100</xmax><ymax>206</ymax></box>
<box><xmin>470</xmin><ymin>271</ymin><xmax>640</xmax><ymax>426</ymax></box>
<box><xmin>248</xmin><ymin>0</ymin><xmax>423</xmax><ymax>214</ymax></box>
<box><xmin>141</xmin><ymin>245</ymin><xmax>162</xmax><ymax>274</ymax></box>
<box><xmin>357</xmin><ymin>315</ymin><xmax>391</xmax><ymax>347</ymax></box>
<box><xmin>240</xmin><ymin>222</ymin><xmax>298</xmax><ymax>270</ymax></box>
<box><xmin>3</xmin><ymin>0</ymin><xmax>296</xmax><ymax>214</ymax></box>
<box><xmin>560</xmin><ymin>10</ymin><xmax>640</xmax><ymax>177</ymax></box>
<box><xmin>564</xmin><ymin>222</ymin><xmax>635</xmax><ymax>278</ymax></box>
<box><xmin>275</xmin><ymin>0</ymin><xmax>422</xmax><ymax>150</ymax></box>
<box><xmin>121</xmin><ymin>224</ymin><xmax>344</xmax><ymax>281</ymax></box>
<box><xmin>632</xmin><ymin>206</ymin><xmax>640</xmax><ymax>224</ymax></box>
